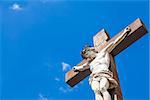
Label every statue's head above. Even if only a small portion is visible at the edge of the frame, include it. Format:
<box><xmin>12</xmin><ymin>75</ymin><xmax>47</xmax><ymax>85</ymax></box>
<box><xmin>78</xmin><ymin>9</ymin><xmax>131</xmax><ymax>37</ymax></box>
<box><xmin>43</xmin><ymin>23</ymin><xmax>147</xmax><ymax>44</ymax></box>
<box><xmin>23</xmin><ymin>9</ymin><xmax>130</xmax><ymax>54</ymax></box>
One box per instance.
<box><xmin>81</xmin><ymin>44</ymin><xmax>98</xmax><ymax>60</ymax></box>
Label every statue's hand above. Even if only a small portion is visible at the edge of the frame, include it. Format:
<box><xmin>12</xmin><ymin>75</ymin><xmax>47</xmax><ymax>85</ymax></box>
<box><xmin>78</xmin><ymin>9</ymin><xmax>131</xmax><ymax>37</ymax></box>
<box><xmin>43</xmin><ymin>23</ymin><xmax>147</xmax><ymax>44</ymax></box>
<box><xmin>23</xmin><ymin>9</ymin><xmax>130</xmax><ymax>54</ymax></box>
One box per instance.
<box><xmin>73</xmin><ymin>66</ymin><xmax>80</xmax><ymax>72</ymax></box>
<box><xmin>73</xmin><ymin>66</ymin><xmax>83</xmax><ymax>72</ymax></box>
<box><xmin>124</xmin><ymin>26</ymin><xmax>131</xmax><ymax>35</ymax></box>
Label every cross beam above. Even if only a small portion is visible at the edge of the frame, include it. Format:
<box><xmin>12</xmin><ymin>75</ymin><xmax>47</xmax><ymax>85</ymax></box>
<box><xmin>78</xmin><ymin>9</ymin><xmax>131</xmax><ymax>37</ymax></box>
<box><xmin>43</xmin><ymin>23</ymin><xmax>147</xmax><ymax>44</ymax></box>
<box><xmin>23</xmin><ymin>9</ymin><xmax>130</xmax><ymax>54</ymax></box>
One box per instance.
<box><xmin>65</xmin><ymin>18</ymin><xmax>148</xmax><ymax>87</ymax></box>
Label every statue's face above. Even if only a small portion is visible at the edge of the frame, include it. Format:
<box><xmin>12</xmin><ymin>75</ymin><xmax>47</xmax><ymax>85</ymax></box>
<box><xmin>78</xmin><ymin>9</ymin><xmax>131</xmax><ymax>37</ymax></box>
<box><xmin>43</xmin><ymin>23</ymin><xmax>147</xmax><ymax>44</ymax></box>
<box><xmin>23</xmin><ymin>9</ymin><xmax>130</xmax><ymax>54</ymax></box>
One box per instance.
<box><xmin>82</xmin><ymin>48</ymin><xmax>97</xmax><ymax>60</ymax></box>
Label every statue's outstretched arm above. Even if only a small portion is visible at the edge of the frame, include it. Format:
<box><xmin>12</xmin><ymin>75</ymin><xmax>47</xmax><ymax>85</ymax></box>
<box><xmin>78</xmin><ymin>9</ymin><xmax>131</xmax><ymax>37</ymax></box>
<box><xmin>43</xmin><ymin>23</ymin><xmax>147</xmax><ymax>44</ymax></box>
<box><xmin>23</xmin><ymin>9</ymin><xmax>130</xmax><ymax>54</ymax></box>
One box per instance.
<box><xmin>73</xmin><ymin>62</ymin><xmax>89</xmax><ymax>72</ymax></box>
<box><xmin>111</xmin><ymin>26</ymin><xmax>131</xmax><ymax>50</ymax></box>
<box><xmin>101</xmin><ymin>26</ymin><xmax>131</xmax><ymax>53</ymax></box>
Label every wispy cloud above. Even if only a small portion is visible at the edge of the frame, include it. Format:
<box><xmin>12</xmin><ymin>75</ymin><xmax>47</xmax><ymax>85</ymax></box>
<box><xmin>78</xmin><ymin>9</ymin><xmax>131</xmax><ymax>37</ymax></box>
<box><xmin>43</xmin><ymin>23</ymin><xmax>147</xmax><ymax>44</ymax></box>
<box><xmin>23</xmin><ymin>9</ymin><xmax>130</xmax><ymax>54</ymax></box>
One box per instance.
<box><xmin>61</xmin><ymin>62</ymin><xmax>71</xmax><ymax>71</ymax></box>
<box><xmin>39</xmin><ymin>93</ymin><xmax>48</xmax><ymax>100</ymax></box>
<box><xmin>59</xmin><ymin>87</ymin><xmax>67</xmax><ymax>93</ymax></box>
<box><xmin>54</xmin><ymin>77</ymin><xmax>60</xmax><ymax>82</ymax></box>
<box><xmin>79</xmin><ymin>81</ymin><xmax>84</xmax><ymax>85</ymax></box>
<box><xmin>10</xmin><ymin>3</ymin><xmax>22</xmax><ymax>11</ymax></box>
<box><xmin>59</xmin><ymin>85</ymin><xmax>78</xmax><ymax>93</ymax></box>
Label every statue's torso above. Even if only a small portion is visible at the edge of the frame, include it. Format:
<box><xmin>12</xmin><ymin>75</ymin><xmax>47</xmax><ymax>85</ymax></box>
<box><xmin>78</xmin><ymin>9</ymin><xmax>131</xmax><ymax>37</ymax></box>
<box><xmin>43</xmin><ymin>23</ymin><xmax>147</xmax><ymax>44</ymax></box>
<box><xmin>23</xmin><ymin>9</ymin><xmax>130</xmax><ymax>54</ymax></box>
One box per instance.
<box><xmin>89</xmin><ymin>51</ymin><xmax>110</xmax><ymax>74</ymax></box>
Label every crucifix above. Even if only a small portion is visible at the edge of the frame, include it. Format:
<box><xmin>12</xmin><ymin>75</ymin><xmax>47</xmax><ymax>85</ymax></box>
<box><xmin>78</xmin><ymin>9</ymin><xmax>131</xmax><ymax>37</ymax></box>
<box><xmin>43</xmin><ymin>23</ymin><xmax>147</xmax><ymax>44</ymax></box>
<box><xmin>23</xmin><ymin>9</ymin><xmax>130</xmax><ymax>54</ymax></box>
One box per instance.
<box><xmin>65</xmin><ymin>18</ymin><xmax>148</xmax><ymax>100</ymax></box>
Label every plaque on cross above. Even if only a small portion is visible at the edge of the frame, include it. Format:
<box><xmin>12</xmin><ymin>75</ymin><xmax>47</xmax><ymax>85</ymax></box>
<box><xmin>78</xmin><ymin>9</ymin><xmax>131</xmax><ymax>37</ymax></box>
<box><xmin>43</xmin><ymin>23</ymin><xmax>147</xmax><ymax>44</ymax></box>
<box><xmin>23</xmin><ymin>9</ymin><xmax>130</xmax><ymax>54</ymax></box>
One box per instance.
<box><xmin>65</xmin><ymin>18</ymin><xmax>148</xmax><ymax>100</ymax></box>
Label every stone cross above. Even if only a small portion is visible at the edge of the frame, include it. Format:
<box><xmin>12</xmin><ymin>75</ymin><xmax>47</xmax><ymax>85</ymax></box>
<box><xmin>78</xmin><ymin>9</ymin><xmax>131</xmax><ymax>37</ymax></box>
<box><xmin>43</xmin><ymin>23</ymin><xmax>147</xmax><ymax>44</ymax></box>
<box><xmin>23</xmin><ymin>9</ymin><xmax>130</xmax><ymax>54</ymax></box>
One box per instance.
<box><xmin>65</xmin><ymin>18</ymin><xmax>148</xmax><ymax>100</ymax></box>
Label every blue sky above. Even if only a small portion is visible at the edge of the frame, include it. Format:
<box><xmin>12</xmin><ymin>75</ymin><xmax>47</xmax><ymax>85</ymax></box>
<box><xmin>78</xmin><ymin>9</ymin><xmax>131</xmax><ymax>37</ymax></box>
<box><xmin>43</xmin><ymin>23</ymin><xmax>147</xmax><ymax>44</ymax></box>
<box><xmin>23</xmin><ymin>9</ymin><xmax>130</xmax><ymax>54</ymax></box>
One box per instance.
<box><xmin>0</xmin><ymin>0</ymin><xmax>149</xmax><ymax>100</ymax></box>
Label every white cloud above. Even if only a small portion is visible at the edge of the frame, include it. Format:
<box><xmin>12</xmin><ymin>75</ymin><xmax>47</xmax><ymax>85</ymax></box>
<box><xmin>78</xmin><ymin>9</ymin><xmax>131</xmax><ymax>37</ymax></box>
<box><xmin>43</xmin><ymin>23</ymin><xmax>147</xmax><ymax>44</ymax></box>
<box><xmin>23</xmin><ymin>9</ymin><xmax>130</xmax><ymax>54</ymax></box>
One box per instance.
<box><xmin>10</xmin><ymin>3</ymin><xmax>22</xmax><ymax>11</ymax></box>
<box><xmin>59</xmin><ymin>85</ymin><xmax>78</xmax><ymax>93</ymax></box>
<box><xmin>61</xmin><ymin>62</ymin><xmax>71</xmax><ymax>71</ymax></box>
<box><xmin>54</xmin><ymin>77</ymin><xmax>60</xmax><ymax>82</ymax></box>
<box><xmin>39</xmin><ymin>93</ymin><xmax>48</xmax><ymax>100</ymax></box>
<box><xmin>79</xmin><ymin>81</ymin><xmax>84</xmax><ymax>85</ymax></box>
<box><xmin>59</xmin><ymin>87</ymin><xmax>67</xmax><ymax>93</ymax></box>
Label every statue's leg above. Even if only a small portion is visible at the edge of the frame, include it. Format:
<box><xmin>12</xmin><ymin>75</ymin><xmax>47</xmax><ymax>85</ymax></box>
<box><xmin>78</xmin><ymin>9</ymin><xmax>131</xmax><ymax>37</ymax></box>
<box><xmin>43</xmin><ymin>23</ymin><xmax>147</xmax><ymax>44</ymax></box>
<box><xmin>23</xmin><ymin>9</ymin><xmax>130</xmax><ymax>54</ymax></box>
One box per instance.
<box><xmin>100</xmin><ymin>77</ymin><xmax>111</xmax><ymax>100</ymax></box>
<box><xmin>91</xmin><ymin>80</ymin><xmax>103</xmax><ymax>100</ymax></box>
<box><xmin>95</xmin><ymin>93</ymin><xmax>103</xmax><ymax>100</ymax></box>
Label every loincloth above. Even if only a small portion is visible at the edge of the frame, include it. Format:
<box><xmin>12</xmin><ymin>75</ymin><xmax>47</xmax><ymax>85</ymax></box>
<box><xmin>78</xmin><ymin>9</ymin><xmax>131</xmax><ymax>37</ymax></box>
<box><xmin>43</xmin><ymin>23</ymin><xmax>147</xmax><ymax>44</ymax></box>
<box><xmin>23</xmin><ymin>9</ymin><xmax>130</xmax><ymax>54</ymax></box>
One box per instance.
<box><xmin>89</xmin><ymin>70</ymin><xmax>118</xmax><ymax>89</ymax></box>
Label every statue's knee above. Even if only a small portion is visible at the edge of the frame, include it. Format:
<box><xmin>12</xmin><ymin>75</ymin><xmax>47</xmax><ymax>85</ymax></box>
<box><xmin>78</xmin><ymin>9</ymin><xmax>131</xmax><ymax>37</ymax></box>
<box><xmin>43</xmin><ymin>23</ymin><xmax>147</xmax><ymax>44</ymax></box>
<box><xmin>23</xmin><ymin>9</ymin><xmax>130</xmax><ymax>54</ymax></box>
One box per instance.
<box><xmin>100</xmin><ymin>83</ymin><xmax>109</xmax><ymax>93</ymax></box>
<box><xmin>100</xmin><ymin>78</ymin><xmax>110</xmax><ymax>93</ymax></box>
<box><xmin>94</xmin><ymin>90</ymin><xmax>101</xmax><ymax>95</ymax></box>
<box><xmin>100</xmin><ymin>86</ymin><xmax>107</xmax><ymax>93</ymax></box>
<box><xmin>91</xmin><ymin>80</ymin><xmax>100</xmax><ymax>92</ymax></box>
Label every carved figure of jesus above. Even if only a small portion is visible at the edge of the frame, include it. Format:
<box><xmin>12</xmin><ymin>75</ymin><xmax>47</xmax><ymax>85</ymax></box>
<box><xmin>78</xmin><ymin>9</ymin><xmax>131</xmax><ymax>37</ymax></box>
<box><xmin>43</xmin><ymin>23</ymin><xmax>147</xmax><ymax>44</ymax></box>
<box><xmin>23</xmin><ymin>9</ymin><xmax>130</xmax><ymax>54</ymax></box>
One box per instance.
<box><xmin>73</xmin><ymin>27</ymin><xmax>131</xmax><ymax>100</ymax></box>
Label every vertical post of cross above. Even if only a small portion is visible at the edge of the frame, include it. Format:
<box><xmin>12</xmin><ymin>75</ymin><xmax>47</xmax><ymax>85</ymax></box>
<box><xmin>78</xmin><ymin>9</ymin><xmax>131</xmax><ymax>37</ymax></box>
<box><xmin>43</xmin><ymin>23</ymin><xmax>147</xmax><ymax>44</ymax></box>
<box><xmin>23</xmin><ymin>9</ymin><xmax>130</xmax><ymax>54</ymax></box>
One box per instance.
<box><xmin>93</xmin><ymin>29</ymin><xmax>123</xmax><ymax>100</ymax></box>
<box><xmin>109</xmin><ymin>54</ymin><xmax>123</xmax><ymax>100</ymax></box>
